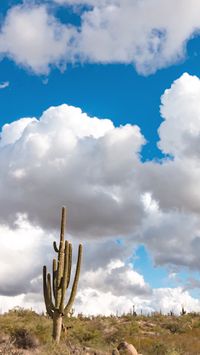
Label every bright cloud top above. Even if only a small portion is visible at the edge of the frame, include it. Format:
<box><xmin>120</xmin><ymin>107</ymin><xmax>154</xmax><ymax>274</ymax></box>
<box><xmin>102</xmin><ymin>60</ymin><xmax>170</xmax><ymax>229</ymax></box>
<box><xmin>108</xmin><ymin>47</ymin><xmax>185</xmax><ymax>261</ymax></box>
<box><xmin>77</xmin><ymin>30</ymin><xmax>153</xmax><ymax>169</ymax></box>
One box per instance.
<box><xmin>1</xmin><ymin>1</ymin><xmax>200</xmax><ymax>74</ymax></box>
<box><xmin>0</xmin><ymin>4</ymin><xmax>76</xmax><ymax>74</ymax></box>
<box><xmin>159</xmin><ymin>73</ymin><xmax>200</xmax><ymax>158</ymax></box>
<box><xmin>2</xmin><ymin>72</ymin><xmax>200</xmax><ymax>313</ymax></box>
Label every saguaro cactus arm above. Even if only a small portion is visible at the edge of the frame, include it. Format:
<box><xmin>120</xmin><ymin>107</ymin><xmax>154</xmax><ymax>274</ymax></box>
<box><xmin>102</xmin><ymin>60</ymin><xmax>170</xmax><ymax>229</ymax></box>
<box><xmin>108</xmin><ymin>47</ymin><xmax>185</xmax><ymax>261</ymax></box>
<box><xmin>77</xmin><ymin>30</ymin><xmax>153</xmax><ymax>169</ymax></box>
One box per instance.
<box><xmin>53</xmin><ymin>241</ymin><xmax>59</xmax><ymax>253</ymax></box>
<box><xmin>43</xmin><ymin>266</ymin><xmax>54</xmax><ymax>318</ymax></box>
<box><xmin>47</xmin><ymin>273</ymin><xmax>55</xmax><ymax>310</ymax></box>
<box><xmin>64</xmin><ymin>244</ymin><xmax>82</xmax><ymax>315</ymax></box>
<box><xmin>60</xmin><ymin>241</ymin><xmax>69</xmax><ymax>313</ymax></box>
<box><xmin>52</xmin><ymin>258</ymin><xmax>57</xmax><ymax>300</ymax></box>
<box><xmin>67</xmin><ymin>243</ymin><xmax>72</xmax><ymax>288</ymax></box>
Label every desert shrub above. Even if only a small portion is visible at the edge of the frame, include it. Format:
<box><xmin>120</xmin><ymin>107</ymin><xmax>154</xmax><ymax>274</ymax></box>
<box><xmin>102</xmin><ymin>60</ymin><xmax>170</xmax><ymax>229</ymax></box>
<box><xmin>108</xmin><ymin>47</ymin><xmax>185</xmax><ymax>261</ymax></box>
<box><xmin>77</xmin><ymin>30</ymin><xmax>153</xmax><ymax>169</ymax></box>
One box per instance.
<box><xmin>34</xmin><ymin>321</ymin><xmax>52</xmax><ymax>344</ymax></box>
<box><xmin>7</xmin><ymin>307</ymin><xmax>39</xmax><ymax>319</ymax></box>
<box><xmin>163</xmin><ymin>322</ymin><xmax>184</xmax><ymax>334</ymax></box>
<box><xmin>148</xmin><ymin>341</ymin><xmax>168</xmax><ymax>355</ymax></box>
<box><xmin>105</xmin><ymin>320</ymin><xmax>139</xmax><ymax>346</ymax></box>
<box><xmin>80</xmin><ymin>329</ymin><xmax>101</xmax><ymax>343</ymax></box>
<box><xmin>39</xmin><ymin>342</ymin><xmax>71</xmax><ymax>355</ymax></box>
<box><xmin>166</xmin><ymin>349</ymin><xmax>181</xmax><ymax>355</ymax></box>
<box><xmin>193</xmin><ymin>320</ymin><xmax>200</xmax><ymax>328</ymax></box>
<box><xmin>11</xmin><ymin>328</ymin><xmax>39</xmax><ymax>349</ymax></box>
<box><xmin>66</xmin><ymin>319</ymin><xmax>103</xmax><ymax>347</ymax></box>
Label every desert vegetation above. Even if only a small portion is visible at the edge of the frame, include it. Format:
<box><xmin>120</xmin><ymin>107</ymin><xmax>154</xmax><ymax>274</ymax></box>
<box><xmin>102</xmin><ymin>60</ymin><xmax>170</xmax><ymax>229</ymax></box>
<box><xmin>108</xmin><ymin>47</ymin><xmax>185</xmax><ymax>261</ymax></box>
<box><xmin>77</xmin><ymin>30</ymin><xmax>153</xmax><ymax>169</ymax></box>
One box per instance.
<box><xmin>1</xmin><ymin>308</ymin><xmax>200</xmax><ymax>354</ymax></box>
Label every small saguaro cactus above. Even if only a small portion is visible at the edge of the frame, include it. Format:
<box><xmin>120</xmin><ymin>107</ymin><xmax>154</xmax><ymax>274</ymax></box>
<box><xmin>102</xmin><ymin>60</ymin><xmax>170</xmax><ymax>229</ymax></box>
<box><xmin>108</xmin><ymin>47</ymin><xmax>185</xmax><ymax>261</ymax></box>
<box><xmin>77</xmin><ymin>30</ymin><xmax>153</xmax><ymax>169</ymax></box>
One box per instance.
<box><xmin>43</xmin><ymin>207</ymin><xmax>82</xmax><ymax>343</ymax></box>
<box><xmin>181</xmin><ymin>305</ymin><xmax>187</xmax><ymax>316</ymax></box>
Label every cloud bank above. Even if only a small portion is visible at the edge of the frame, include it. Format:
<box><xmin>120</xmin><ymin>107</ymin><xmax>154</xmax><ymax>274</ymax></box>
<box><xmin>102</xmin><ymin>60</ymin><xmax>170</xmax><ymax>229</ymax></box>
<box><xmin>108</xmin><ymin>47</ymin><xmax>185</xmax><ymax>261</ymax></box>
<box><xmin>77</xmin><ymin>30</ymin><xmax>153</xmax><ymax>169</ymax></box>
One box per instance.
<box><xmin>1</xmin><ymin>1</ymin><xmax>200</xmax><ymax>74</ymax></box>
<box><xmin>1</xmin><ymin>72</ymin><xmax>200</xmax><ymax>313</ymax></box>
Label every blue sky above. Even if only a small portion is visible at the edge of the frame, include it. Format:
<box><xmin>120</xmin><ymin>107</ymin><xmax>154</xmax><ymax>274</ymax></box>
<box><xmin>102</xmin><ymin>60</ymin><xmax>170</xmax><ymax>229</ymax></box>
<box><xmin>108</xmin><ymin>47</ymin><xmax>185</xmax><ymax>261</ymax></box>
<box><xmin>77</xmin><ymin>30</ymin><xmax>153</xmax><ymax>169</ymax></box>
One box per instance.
<box><xmin>2</xmin><ymin>34</ymin><xmax>200</xmax><ymax>160</ymax></box>
<box><xmin>1</xmin><ymin>0</ymin><xmax>200</xmax><ymax>315</ymax></box>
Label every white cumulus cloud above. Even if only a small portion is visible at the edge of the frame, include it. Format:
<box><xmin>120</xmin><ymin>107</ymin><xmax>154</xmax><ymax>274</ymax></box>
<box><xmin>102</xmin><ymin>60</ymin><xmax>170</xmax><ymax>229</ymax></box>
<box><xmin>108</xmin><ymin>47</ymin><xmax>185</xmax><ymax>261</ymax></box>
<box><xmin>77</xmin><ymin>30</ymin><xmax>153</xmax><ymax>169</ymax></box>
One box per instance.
<box><xmin>0</xmin><ymin>4</ymin><xmax>77</xmax><ymax>74</ymax></box>
<box><xmin>159</xmin><ymin>73</ymin><xmax>200</xmax><ymax>158</ymax></box>
<box><xmin>0</xmin><ymin>103</ymin><xmax>145</xmax><ymax>238</ymax></box>
<box><xmin>1</xmin><ymin>1</ymin><xmax>200</xmax><ymax>74</ymax></box>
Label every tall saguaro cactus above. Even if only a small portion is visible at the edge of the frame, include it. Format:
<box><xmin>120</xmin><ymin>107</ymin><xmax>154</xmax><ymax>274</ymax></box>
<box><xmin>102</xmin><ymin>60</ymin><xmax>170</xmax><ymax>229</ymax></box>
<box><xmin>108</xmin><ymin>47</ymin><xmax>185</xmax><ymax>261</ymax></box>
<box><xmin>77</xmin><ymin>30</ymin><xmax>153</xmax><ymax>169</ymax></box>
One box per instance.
<box><xmin>43</xmin><ymin>207</ymin><xmax>82</xmax><ymax>343</ymax></box>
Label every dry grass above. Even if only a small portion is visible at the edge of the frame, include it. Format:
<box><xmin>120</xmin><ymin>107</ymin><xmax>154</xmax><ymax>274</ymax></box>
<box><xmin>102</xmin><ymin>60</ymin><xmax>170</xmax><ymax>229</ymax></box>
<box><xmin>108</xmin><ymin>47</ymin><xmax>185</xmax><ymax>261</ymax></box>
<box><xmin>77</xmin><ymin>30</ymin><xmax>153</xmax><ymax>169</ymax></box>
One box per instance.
<box><xmin>1</xmin><ymin>308</ymin><xmax>200</xmax><ymax>354</ymax></box>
